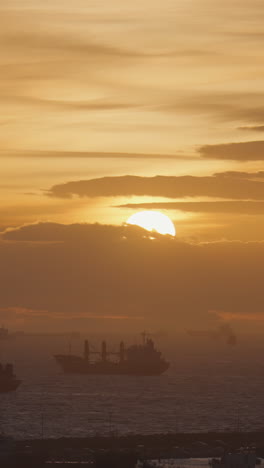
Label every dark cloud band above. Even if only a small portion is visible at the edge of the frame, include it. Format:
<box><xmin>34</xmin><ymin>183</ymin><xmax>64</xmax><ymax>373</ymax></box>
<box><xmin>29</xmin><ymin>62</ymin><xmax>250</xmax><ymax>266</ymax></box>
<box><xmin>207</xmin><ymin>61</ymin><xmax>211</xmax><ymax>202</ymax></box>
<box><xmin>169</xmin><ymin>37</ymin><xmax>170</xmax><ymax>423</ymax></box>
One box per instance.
<box><xmin>48</xmin><ymin>172</ymin><xmax>264</xmax><ymax>200</ymax></box>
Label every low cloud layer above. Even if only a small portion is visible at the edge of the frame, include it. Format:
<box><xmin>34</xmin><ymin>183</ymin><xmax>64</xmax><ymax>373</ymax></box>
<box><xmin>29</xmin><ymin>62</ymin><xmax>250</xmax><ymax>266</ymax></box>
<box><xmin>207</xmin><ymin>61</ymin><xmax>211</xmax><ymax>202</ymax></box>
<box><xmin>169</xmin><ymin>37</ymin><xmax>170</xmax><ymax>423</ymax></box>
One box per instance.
<box><xmin>0</xmin><ymin>222</ymin><xmax>264</xmax><ymax>332</ymax></box>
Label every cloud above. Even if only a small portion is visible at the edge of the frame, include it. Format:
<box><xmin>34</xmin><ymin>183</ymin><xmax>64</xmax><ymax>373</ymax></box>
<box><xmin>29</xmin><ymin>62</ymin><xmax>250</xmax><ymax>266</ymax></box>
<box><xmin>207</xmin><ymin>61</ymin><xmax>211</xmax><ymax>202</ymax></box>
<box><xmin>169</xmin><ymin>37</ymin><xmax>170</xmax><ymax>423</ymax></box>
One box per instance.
<box><xmin>214</xmin><ymin>171</ymin><xmax>264</xmax><ymax>179</ymax></box>
<box><xmin>213</xmin><ymin>311</ymin><xmax>264</xmax><ymax>322</ymax></box>
<box><xmin>117</xmin><ymin>201</ymin><xmax>264</xmax><ymax>214</ymax></box>
<box><xmin>199</xmin><ymin>141</ymin><xmax>264</xmax><ymax>161</ymax></box>
<box><xmin>158</xmin><ymin>92</ymin><xmax>264</xmax><ymax>125</ymax></box>
<box><xmin>47</xmin><ymin>172</ymin><xmax>264</xmax><ymax>200</ymax></box>
<box><xmin>1</xmin><ymin>1</ymin><xmax>264</xmax><ymax>143</ymax></box>
<box><xmin>3</xmin><ymin>31</ymin><xmax>210</xmax><ymax>60</ymax></box>
<box><xmin>0</xmin><ymin>222</ymin><xmax>264</xmax><ymax>332</ymax></box>
<box><xmin>1</xmin><ymin>222</ymin><xmax>151</xmax><ymax>242</ymax></box>
<box><xmin>0</xmin><ymin>95</ymin><xmax>138</xmax><ymax>112</ymax></box>
<box><xmin>239</xmin><ymin>126</ymin><xmax>264</xmax><ymax>132</ymax></box>
<box><xmin>3</xmin><ymin>31</ymin><xmax>145</xmax><ymax>59</ymax></box>
<box><xmin>0</xmin><ymin>150</ymin><xmax>186</xmax><ymax>159</ymax></box>
<box><xmin>0</xmin><ymin>307</ymin><xmax>143</xmax><ymax>322</ymax></box>
<box><xmin>228</xmin><ymin>107</ymin><xmax>264</xmax><ymax>124</ymax></box>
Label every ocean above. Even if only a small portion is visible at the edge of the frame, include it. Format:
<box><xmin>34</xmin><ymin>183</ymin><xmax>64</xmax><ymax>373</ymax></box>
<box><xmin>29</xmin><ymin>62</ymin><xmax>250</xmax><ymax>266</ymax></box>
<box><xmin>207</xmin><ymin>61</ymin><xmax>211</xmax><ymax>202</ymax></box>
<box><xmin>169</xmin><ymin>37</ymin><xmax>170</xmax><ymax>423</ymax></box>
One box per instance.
<box><xmin>0</xmin><ymin>334</ymin><xmax>264</xmax><ymax>439</ymax></box>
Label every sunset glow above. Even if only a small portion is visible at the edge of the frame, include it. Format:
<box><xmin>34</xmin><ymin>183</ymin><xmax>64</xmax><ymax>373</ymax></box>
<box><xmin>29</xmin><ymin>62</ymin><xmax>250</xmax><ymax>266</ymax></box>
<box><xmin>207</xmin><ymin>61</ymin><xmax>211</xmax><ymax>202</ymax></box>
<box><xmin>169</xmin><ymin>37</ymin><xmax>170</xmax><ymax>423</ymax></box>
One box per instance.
<box><xmin>127</xmin><ymin>211</ymin><xmax>176</xmax><ymax>236</ymax></box>
<box><xmin>0</xmin><ymin>0</ymin><xmax>263</xmax><ymax>334</ymax></box>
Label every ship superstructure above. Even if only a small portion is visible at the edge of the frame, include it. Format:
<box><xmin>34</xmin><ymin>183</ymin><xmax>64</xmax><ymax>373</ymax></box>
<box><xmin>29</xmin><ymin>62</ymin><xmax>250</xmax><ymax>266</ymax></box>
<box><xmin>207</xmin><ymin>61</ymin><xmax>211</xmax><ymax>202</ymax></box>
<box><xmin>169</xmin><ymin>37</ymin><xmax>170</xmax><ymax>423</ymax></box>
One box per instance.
<box><xmin>54</xmin><ymin>334</ymin><xmax>169</xmax><ymax>376</ymax></box>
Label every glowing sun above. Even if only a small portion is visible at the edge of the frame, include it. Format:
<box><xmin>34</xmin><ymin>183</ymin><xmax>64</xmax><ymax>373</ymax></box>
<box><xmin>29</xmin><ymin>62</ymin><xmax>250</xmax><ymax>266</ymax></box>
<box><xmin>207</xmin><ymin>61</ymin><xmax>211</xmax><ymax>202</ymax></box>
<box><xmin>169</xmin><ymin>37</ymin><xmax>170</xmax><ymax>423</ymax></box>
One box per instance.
<box><xmin>126</xmin><ymin>211</ymin><xmax>176</xmax><ymax>236</ymax></box>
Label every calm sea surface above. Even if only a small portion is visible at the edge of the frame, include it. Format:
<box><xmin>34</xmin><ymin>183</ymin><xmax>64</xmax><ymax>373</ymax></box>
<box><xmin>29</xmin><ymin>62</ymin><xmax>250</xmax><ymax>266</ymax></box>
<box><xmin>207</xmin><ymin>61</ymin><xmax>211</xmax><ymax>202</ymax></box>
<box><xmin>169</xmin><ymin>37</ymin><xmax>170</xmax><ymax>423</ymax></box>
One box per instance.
<box><xmin>0</xmin><ymin>335</ymin><xmax>264</xmax><ymax>439</ymax></box>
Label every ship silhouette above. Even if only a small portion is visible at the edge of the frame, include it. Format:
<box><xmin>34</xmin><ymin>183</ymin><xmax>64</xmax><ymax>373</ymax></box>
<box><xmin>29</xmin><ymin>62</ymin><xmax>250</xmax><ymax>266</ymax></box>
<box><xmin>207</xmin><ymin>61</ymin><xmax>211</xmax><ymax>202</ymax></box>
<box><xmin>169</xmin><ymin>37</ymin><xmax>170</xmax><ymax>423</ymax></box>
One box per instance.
<box><xmin>0</xmin><ymin>363</ymin><xmax>21</xmax><ymax>392</ymax></box>
<box><xmin>54</xmin><ymin>333</ymin><xmax>169</xmax><ymax>376</ymax></box>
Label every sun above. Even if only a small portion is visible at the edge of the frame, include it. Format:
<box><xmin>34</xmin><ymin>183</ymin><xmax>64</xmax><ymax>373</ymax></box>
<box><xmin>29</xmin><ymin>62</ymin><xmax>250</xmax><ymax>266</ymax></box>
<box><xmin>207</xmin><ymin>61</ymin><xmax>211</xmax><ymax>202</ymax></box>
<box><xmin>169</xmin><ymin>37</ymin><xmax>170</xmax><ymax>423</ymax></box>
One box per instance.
<box><xmin>126</xmin><ymin>211</ymin><xmax>176</xmax><ymax>236</ymax></box>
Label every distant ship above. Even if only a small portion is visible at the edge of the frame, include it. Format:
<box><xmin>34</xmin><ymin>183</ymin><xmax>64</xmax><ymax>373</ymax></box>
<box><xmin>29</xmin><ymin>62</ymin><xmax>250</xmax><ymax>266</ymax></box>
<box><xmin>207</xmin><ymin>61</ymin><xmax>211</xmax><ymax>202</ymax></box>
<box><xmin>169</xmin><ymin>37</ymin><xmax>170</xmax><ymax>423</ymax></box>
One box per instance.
<box><xmin>54</xmin><ymin>333</ymin><xmax>169</xmax><ymax>376</ymax></box>
<box><xmin>0</xmin><ymin>363</ymin><xmax>21</xmax><ymax>392</ymax></box>
<box><xmin>187</xmin><ymin>326</ymin><xmax>237</xmax><ymax>346</ymax></box>
<box><xmin>0</xmin><ymin>326</ymin><xmax>18</xmax><ymax>340</ymax></box>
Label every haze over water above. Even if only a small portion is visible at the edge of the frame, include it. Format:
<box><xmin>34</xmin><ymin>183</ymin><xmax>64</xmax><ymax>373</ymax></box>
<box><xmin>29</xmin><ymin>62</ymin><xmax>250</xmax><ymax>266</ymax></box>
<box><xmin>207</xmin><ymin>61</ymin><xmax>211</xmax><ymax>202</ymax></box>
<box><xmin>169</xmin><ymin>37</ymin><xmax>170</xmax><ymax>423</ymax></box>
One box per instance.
<box><xmin>1</xmin><ymin>335</ymin><xmax>264</xmax><ymax>439</ymax></box>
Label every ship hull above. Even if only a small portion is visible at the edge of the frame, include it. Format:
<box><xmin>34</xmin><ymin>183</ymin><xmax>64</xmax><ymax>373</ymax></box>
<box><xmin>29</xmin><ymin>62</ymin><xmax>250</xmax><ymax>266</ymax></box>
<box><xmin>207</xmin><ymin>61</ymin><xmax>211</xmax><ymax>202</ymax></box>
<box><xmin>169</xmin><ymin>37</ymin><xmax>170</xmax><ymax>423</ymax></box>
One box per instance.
<box><xmin>54</xmin><ymin>355</ymin><xmax>169</xmax><ymax>376</ymax></box>
<box><xmin>0</xmin><ymin>378</ymin><xmax>21</xmax><ymax>393</ymax></box>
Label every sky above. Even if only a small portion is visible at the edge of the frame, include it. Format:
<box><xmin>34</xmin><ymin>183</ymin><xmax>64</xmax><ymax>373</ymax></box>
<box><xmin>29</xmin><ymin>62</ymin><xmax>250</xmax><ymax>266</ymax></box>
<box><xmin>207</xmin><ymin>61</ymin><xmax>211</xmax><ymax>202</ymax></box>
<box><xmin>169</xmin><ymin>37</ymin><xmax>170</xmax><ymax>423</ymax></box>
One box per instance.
<box><xmin>1</xmin><ymin>0</ymin><xmax>264</xmax><ymax>332</ymax></box>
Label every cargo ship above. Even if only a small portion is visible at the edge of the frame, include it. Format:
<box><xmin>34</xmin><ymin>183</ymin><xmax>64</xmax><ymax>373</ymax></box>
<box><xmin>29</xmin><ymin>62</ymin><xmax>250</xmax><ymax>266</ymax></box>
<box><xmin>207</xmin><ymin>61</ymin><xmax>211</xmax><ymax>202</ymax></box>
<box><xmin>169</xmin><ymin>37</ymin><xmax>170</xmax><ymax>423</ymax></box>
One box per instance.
<box><xmin>0</xmin><ymin>363</ymin><xmax>21</xmax><ymax>392</ymax></box>
<box><xmin>54</xmin><ymin>333</ymin><xmax>169</xmax><ymax>376</ymax></box>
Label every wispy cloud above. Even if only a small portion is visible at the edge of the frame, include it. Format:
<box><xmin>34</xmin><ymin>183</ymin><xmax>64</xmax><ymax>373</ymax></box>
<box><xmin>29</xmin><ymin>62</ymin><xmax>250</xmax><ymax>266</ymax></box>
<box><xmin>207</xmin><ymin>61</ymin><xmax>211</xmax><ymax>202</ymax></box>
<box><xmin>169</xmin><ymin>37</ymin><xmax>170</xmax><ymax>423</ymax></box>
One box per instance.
<box><xmin>2</xmin><ymin>31</ymin><xmax>147</xmax><ymax>59</ymax></box>
<box><xmin>0</xmin><ymin>150</ymin><xmax>187</xmax><ymax>159</ymax></box>
<box><xmin>213</xmin><ymin>310</ymin><xmax>264</xmax><ymax>322</ymax></box>
<box><xmin>0</xmin><ymin>307</ymin><xmax>143</xmax><ymax>321</ymax></box>
<box><xmin>199</xmin><ymin>141</ymin><xmax>264</xmax><ymax>161</ymax></box>
<box><xmin>238</xmin><ymin>125</ymin><xmax>264</xmax><ymax>132</ymax></box>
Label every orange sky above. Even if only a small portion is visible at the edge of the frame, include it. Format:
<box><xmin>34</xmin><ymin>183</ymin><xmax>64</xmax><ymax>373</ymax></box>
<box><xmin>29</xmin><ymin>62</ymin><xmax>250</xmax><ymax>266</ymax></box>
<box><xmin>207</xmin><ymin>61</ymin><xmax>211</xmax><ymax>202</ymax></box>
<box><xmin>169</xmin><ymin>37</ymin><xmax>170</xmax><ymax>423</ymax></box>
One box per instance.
<box><xmin>0</xmin><ymin>1</ymin><xmax>264</xmax><ymax>332</ymax></box>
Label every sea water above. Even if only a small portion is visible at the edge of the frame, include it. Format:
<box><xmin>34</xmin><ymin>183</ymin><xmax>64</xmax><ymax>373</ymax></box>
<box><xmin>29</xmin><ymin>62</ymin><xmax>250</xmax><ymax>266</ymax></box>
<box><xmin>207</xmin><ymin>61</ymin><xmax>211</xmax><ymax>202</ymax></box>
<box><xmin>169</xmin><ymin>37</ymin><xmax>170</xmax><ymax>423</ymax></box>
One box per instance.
<box><xmin>0</xmin><ymin>334</ymin><xmax>264</xmax><ymax>439</ymax></box>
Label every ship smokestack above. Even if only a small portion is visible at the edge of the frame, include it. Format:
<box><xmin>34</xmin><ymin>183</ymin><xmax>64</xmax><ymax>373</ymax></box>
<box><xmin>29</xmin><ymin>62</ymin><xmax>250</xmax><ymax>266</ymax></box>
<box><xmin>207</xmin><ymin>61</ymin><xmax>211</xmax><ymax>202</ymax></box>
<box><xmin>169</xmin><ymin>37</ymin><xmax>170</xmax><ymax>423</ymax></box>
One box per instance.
<box><xmin>119</xmin><ymin>341</ymin><xmax>125</xmax><ymax>362</ymax></box>
<box><xmin>84</xmin><ymin>340</ymin><xmax>90</xmax><ymax>361</ymax></box>
<box><xmin>102</xmin><ymin>341</ymin><xmax>107</xmax><ymax>362</ymax></box>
